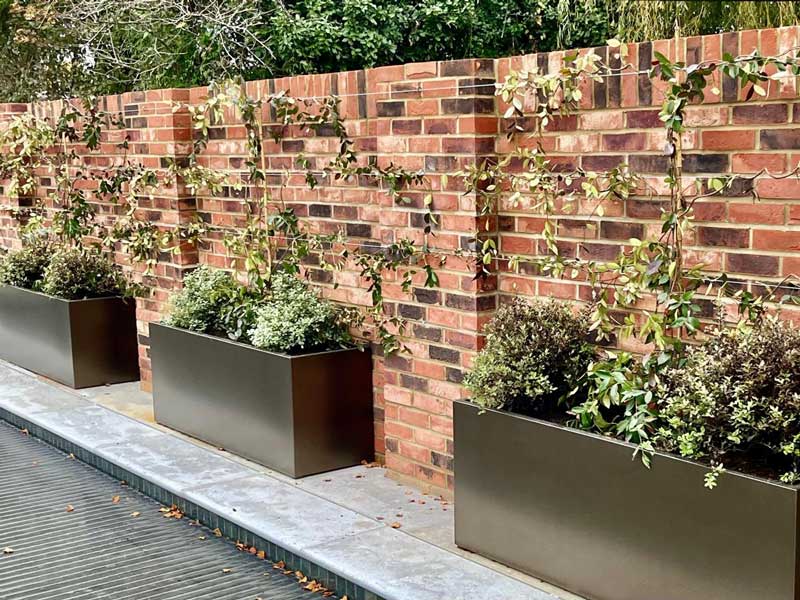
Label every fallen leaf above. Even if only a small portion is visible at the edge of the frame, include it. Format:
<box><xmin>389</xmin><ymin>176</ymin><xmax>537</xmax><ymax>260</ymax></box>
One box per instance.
<box><xmin>68</xmin><ymin>453</ymin><xmax>75</xmax><ymax>459</ymax></box>
<box><xmin>198</xmin><ymin>536</ymin><xmax>207</xmax><ymax>541</ymax></box>
<box><xmin>112</xmin><ymin>496</ymin><xmax>120</xmax><ymax>504</ymax></box>
<box><xmin>213</xmin><ymin>528</ymin><xmax>223</xmax><ymax>537</ymax></box>
<box><xmin>130</xmin><ymin>512</ymin><xmax>141</xmax><ymax>518</ymax></box>
<box><xmin>390</xmin><ymin>522</ymin><xmax>401</xmax><ymax>529</ymax></box>
<box><xmin>2</xmin><ymin>547</ymin><xmax>13</xmax><ymax>554</ymax></box>
<box><xmin>222</xmin><ymin>568</ymin><xmax>232</xmax><ymax>574</ymax></box>
<box><xmin>66</xmin><ymin>505</ymin><xmax>74</xmax><ymax>513</ymax></box>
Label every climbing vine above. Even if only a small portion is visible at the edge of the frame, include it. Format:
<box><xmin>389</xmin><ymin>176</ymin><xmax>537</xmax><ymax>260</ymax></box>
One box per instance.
<box><xmin>462</xmin><ymin>42</ymin><xmax>800</xmax><ymax>475</ymax></box>
<box><xmin>0</xmin><ymin>80</ymin><xmax>441</xmax><ymax>354</ymax></box>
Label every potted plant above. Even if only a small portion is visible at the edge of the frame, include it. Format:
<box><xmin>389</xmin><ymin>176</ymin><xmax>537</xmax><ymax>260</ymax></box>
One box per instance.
<box><xmin>150</xmin><ymin>266</ymin><xmax>374</xmax><ymax>478</ymax></box>
<box><xmin>455</xmin><ymin>299</ymin><xmax>800</xmax><ymax>600</ymax></box>
<box><xmin>0</xmin><ymin>235</ymin><xmax>139</xmax><ymax>388</ymax></box>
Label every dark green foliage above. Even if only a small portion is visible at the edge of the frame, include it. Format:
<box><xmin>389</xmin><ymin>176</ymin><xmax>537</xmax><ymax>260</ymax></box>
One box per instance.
<box><xmin>0</xmin><ymin>236</ymin><xmax>52</xmax><ymax>290</ymax></box>
<box><xmin>654</xmin><ymin>318</ymin><xmax>800</xmax><ymax>483</ymax></box>
<box><xmin>464</xmin><ymin>298</ymin><xmax>595</xmax><ymax>418</ymax></box>
<box><xmin>40</xmin><ymin>247</ymin><xmax>131</xmax><ymax>300</ymax></box>
<box><xmin>165</xmin><ymin>266</ymin><xmax>249</xmax><ymax>336</ymax></box>
<box><xmin>0</xmin><ymin>0</ymin><xmax>614</xmax><ymax>102</ymax></box>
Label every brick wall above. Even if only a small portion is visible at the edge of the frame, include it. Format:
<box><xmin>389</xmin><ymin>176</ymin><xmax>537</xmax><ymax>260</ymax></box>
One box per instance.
<box><xmin>2</xmin><ymin>26</ymin><xmax>800</xmax><ymax>495</ymax></box>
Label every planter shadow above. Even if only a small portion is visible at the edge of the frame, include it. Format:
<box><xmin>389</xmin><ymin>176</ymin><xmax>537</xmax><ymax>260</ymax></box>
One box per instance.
<box><xmin>150</xmin><ymin>323</ymin><xmax>374</xmax><ymax>478</ymax></box>
<box><xmin>454</xmin><ymin>400</ymin><xmax>800</xmax><ymax>600</ymax></box>
<box><xmin>0</xmin><ymin>285</ymin><xmax>140</xmax><ymax>389</ymax></box>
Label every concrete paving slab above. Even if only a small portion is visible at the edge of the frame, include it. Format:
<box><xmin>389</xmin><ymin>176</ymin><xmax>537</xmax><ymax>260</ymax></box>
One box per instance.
<box><xmin>185</xmin><ymin>474</ymin><xmax>382</xmax><ymax>555</ymax></box>
<box><xmin>21</xmin><ymin>404</ymin><xmax>163</xmax><ymax>449</ymax></box>
<box><xmin>305</xmin><ymin>526</ymin><xmax>556</xmax><ymax>600</ymax></box>
<box><xmin>95</xmin><ymin>433</ymin><xmax>257</xmax><ymax>496</ymax></box>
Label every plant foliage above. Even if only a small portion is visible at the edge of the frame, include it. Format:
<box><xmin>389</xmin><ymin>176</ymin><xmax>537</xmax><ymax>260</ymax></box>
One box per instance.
<box><xmin>0</xmin><ymin>236</ymin><xmax>52</xmax><ymax>290</ymax></box>
<box><xmin>464</xmin><ymin>298</ymin><xmax>595</xmax><ymax>418</ymax></box>
<box><xmin>249</xmin><ymin>272</ymin><xmax>353</xmax><ymax>354</ymax></box>
<box><xmin>655</xmin><ymin>317</ymin><xmax>800</xmax><ymax>485</ymax></box>
<box><xmin>40</xmin><ymin>246</ymin><xmax>131</xmax><ymax>300</ymax></box>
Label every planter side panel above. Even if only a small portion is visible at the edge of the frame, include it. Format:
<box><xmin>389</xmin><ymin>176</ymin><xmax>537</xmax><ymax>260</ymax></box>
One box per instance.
<box><xmin>0</xmin><ymin>286</ymin><xmax>75</xmax><ymax>386</ymax></box>
<box><xmin>454</xmin><ymin>401</ymin><xmax>800</xmax><ymax>600</ymax></box>
<box><xmin>151</xmin><ymin>324</ymin><xmax>296</xmax><ymax>476</ymax></box>
<box><xmin>69</xmin><ymin>297</ymin><xmax>140</xmax><ymax>388</ymax></box>
<box><xmin>291</xmin><ymin>349</ymin><xmax>374</xmax><ymax>477</ymax></box>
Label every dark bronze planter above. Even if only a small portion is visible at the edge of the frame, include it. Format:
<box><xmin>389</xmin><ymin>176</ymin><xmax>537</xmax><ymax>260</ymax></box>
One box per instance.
<box><xmin>0</xmin><ymin>285</ymin><xmax>140</xmax><ymax>389</ymax></box>
<box><xmin>454</xmin><ymin>400</ymin><xmax>800</xmax><ymax>600</ymax></box>
<box><xmin>150</xmin><ymin>323</ymin><xmax>374</xmax><ymax>478</ymax></box>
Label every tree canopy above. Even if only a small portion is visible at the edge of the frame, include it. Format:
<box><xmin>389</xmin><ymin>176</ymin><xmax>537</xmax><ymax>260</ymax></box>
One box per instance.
<box><xmin>1</xmin><ymin>0</ymin><xmax>800</xmax><ymax>102</ymax></box>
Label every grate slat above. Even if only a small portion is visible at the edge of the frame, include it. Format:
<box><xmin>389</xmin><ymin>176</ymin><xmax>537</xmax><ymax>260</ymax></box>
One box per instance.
<box><xmin>0</xmin><ymin>421</ymin><xmax>327</xmax><ymax>600</ymax></box>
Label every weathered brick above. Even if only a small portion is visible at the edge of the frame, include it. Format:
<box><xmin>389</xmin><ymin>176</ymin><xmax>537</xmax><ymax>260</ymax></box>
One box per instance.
<box><xmin>761</xmin><ymin>129</ymin><xmax>800</xmax><ymax>149</ymax></box>
<box><xmin>625</xmin><ymin>109</ymin><xmax>662</xmax><ymax>128</ymax></box>
<box><xmin>600</xmin><ymin>221</ymin><xmax>644</xmax><ymax>240</ymax></box>
<box><xmin>377</xmin><ymin>101</ymin><xmax>405</xmax><ymax>117</ymax></box>
<box><xmin>682</xmin><ymin>153</ymin><xmax>729</xmax><ymax>173</ymax></box>
<box><xmin>732</xmin><ymin>103</ymin><xmax>788</xmax><ymax>124</ymax></box>
<box><xmin>441</xmin><ymin>97</ymin><xmax>495</xmax><ymax>115</ymax></box>
<box><xmin>726</xmin><ymin>253</ymin><xmax>780</xmax><ymax>276</ymax></box>
<box><xmin>697</xmin><ymin>226</ymin><xmax>750</xmax><ymax>248</ymax></box>
<box><xmin>428</xmin><ymin>345</ymin><xmax>460</xmax><ymax>364</ymax></box>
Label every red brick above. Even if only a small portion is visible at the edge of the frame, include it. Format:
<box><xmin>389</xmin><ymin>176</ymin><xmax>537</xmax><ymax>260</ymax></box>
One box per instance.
<box><xmin>702</xmin><ymin>129</ymin><xmax>755</xmax><ymax>150</ymax></box>
<box><xmin>732</xmin><ymin>153</ymin><xmax>787</xmax><ymax>173</ymax></box>
<box><xmin>753</xmin><ymin>230</ymin><xmax>800</xmax><ymax>251</ymax></box>
<box><xmin>728</xmin><ymin>204</ymin><xmax>784</xmax><ymax>225</ymax></box>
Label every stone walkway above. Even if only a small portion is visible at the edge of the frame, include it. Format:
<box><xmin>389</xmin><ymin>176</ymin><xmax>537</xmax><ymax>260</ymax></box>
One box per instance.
<box><xmin>0</xmin><ymin>361</ymin><xmax>580</xmax><ymax>600</ymax></box>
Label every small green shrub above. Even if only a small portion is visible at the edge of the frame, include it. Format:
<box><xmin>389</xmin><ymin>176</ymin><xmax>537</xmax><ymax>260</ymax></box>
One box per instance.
<box><xmin>40</xmin><ymin>247</ymin><xmax>129</xmax><ymax>300</ymax></box>
<box><xmin>654</xmin><ymin>317</ymin><xmax>800</xmax><ymax>484</ymax></box>
<box><xmin>0</xmin><ymin>237</ymin><xmax>53</xmax><ymax>290</ymax></box>
<box><xmin>165</xmin><ymin>266</ymin><xmax>242</xmax><ymax>335</ymax></box>
<box><xmin>464</xmin><ymin>298</ymin><xmax>595</xmax><ymax>418</ymax></box>
<box><xmin>249</xmin><ymin>272</ymin><xmax>352</xmax><ymax>354</ymax></box>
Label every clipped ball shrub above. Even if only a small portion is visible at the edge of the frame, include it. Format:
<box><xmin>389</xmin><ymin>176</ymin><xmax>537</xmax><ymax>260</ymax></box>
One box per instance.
<box><xmin>40</xmin><ymin>246</ymin><xmax>129</xmax><ymax>300</ymax></box>
<box><xmin>464</xmin><ymin>298</ymin><xmax>595</xmax><ymax>418</ymax></box>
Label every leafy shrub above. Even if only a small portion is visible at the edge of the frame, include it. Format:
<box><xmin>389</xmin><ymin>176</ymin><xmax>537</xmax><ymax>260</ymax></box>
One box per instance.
<box><xmin>0</xmin><ymin>236</ymin><xmax>52</xmax><ymax>290</ymax></box>
<box><xmin>654</xmin><ymin>317</ymin><xmax>800</xmax><ymax>484</ymax></box>
<box><xmin>464</xmin><ymin>298</ymin><xmax>595</xmax><ymax>418</ymax></box>
<box><xmin>165</xmin><ymin>266</ymin><xmax>240</xmax><ymax>334</ymax></box>
<box><xmin>40</xmin><ymin>247</ymin><xmax>130</xmax><ymax>300</ymax></box>
<box><xmin>249</xmin><ymin>272</ymin><xmax>352</xmax><ymax>354</ymax></box>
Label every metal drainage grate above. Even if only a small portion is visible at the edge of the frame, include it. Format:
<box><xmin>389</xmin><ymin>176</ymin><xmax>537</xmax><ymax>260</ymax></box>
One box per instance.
<box><xmin>0</xmin><ymin>420</ymin><xmax>330</xmax><ymax>600</ymax></box>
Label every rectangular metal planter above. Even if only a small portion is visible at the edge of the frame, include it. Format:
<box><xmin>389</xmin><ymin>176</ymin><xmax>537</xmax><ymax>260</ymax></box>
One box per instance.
<box><xmin>0</xmin><ymin>284</ymin><xmax>140</xmax><ymax>389</ymax></box>
<box><xmin>454</xmin><ymin>400</ymin><xmax>800</xmax><ymax>600</ymax></box>
<box><xmin>150</xmin><ymin>323</ymin><xmax>374</xmax><ymax>478</ymax></box>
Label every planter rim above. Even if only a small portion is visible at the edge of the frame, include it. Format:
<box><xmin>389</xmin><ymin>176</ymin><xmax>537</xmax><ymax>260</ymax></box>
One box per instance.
<box><xmin>152</xmin><ymin>321</ymin><xmax>366</xmax><ymax>360</ymax></box>
<box><xmin>0</xmin><ymin>284</ymin><xmax>129</xmax><ymax>304</ymax></box>
<box><xmin>455</xmin><ymin>399</ymin><xmax>800</xmax><ymax>491</ymax></box>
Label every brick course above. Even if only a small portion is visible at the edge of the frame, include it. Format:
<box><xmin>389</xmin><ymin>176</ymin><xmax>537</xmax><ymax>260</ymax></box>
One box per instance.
<box><xmin>3</xmin><ymin>27</ymin><xmax>800</xmax><ymax>495</ymax></box>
